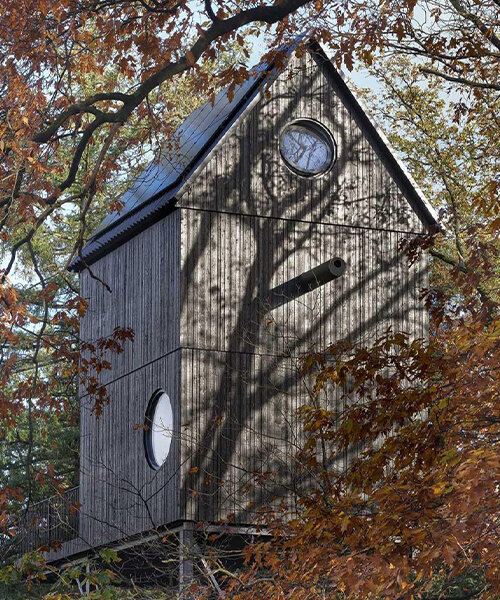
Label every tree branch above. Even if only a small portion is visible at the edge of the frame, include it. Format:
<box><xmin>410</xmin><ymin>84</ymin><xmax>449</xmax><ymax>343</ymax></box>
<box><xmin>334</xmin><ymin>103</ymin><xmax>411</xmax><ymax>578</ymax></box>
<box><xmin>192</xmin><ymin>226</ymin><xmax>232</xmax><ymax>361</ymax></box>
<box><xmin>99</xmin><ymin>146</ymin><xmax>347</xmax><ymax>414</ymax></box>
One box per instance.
<box><xmin>448</xmin><ymin>0</ymin><xmax>500</xmax><ymax>52</ymax></box>
<box><xmin>204</xmin><ymin>0</ymin><xmax>218</xmax><ymax>22</ymax></box>
<box><xmin>28</xmin><ymin>0</ymin><xmax>312</xmax><ymax>210</ymax></box>
<box><xmin>429</xmin><ymin>249</ymin><xmax>492</xmax><ymax>304</ymax></box>
<box><xmin>419</xmin><ymin>66</ymin><xmax>500</xmax><ymax>91</ymax></box>
<box><xmin>33</xmin><ymin>92</ymin><xmax>131</xmax><ymax>144</ymax></box>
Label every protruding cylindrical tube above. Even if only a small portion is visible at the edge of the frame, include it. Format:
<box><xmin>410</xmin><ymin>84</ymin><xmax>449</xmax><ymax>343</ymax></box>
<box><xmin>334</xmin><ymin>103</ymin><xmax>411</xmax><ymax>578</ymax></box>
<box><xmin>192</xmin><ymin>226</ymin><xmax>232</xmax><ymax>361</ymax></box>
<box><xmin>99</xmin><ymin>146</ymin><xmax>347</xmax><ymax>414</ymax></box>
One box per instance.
<box><xmin>298</xmin><ymin>257</ymin><xmax>346</xmax><ymax>292</ymax></box>
<box><xmin>266</xmin><ymin>257</ymin><xmax>346</xmax><ymax>310</ymax></box>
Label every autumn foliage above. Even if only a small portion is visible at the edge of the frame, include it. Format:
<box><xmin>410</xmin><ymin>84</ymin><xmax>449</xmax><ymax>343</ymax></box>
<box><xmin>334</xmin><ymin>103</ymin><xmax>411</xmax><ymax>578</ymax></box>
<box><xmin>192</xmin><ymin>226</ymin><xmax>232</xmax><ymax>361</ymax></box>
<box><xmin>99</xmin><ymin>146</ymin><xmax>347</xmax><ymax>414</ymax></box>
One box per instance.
<box><xmin>0</xmin><ymin>0</ymin><xmax>499</xmax><ymax>597</ymax></box>
<box><xmin>226</xmin><ymin>297</ymin><xmax>499</xmax><ymax>599</ymax></box>
<box><xmin>225</xmin><ymin>169</ymin><xmax>500</xmax><ymax>597</ymax></box>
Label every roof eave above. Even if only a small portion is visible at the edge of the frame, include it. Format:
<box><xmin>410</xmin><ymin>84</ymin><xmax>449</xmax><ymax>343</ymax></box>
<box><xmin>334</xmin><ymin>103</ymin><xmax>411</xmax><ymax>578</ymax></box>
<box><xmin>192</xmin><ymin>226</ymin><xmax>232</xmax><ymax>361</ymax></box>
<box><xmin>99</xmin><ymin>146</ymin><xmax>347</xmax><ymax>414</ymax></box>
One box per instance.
<box><xmin>70</xmin><ymin>38</ymin><xmax>441</xmax><ymax>273</ymax></box>
<box><xmin>307</xmin><ymin>39</ymin><xmax>440</xmax><ymax>232</ymax></box>
<box><xmin>68</xmin><ymin>65</ymin><xmax>280</xmax><ymax>272</ymax></box>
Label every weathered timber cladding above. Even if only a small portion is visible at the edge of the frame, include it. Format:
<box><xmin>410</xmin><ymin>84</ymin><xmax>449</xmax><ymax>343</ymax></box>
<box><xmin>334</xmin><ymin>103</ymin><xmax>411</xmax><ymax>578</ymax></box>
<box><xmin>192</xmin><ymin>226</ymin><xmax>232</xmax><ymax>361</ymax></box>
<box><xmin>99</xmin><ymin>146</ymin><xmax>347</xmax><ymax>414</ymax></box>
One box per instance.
<box><xmin>180</xmin><ymin>213</ymin><xmax>426</xmax><ymax>355</ymax></box>
<box><xmin>179</xmin><ymin>224</ymin><xmax>427</xmax><ymax>522</ymax></box>
<box><xmin>79</xmin><ymin>212</ymin><xmax>181</xmax><ymax>548</ymax></box>
<box><xmin>73</xmin><ymin>46</ymin><xmax>430</xmax><ymax>552</ymax></box>
<box><xmin>175</xmin><ymin>49</ymin><xmax>428</xmax><ymax>522</ymax></box>
<box><xmin>177</xmin><ymin>51</ymin><xmax>426</xmax><ymax>234</ymax></box>
<box><xmin>79</xmin><ymin>351</ymin><xmax>181</xmax><ymax>547</ymax></box>
<box><xmin>80</xmin><ymin>212</ymin><xmax>181</xmax><ymax>382</ymax></box>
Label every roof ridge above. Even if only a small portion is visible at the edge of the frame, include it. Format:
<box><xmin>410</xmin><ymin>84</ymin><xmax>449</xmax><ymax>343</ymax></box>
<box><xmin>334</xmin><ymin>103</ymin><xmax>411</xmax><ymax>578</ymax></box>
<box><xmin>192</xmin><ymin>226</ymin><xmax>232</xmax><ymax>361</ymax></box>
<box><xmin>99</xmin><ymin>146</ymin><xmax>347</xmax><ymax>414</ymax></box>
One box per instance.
<box><xmin>69</xmin><ymin>38</ymin><xmax>438</xmax><ymax>272</ymax></box>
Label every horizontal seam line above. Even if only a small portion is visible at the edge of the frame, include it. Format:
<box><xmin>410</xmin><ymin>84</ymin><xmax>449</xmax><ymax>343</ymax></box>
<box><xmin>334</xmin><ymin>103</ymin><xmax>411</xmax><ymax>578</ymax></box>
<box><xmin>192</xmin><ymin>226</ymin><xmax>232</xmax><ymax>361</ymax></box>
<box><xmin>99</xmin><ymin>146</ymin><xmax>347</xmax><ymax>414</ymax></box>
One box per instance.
<box><xmin>177</xmin><ymin>204</ymin><xmax>427</xmax><ymax>236</ymax></box>
<box><xmin>79</xmin><ymin>346</ymin><xmax>301</xmax><ymax>399</ymax></box>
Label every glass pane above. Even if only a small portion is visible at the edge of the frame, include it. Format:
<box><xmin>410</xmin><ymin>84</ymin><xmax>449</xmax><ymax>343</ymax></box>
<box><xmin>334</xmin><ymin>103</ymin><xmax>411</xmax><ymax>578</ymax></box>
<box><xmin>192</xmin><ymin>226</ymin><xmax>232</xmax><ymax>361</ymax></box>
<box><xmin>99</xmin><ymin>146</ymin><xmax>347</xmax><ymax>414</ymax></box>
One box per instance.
<box><xmin>280</xmin><ymin>123</ymin><xmax>333</xmax><ymax>175</ymax></box>
<box><xmin>151</xmin><ymin>392</ymin><xmax>173</xmax><ymax>467</ymax></box>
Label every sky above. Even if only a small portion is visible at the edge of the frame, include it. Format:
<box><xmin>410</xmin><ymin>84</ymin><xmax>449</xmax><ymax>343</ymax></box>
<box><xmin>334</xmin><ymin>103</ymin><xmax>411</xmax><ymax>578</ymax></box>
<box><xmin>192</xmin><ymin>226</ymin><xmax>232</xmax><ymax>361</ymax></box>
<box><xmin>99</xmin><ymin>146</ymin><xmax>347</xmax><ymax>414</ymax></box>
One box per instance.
<box><xmin>247</xmin><ymin>29</ymin><xmax>384</xmax><ymax>103</ymax></box>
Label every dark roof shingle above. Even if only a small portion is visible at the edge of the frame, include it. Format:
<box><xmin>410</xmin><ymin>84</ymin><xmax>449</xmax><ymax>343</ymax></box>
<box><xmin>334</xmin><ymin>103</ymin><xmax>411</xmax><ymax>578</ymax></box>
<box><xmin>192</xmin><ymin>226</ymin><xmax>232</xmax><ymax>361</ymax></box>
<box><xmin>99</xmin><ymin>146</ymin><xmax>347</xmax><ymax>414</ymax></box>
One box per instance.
<box><xmin>70</xmin><ymin>39</ymin><xmax>438</xmax><ymax>272</ymax></box>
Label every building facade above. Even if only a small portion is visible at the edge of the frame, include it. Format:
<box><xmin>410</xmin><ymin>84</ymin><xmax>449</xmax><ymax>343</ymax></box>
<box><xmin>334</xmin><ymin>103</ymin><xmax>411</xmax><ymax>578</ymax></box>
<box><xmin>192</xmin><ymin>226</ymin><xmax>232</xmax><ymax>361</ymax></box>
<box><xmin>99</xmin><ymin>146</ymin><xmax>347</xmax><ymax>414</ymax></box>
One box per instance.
<box><xmin>53</xmin><ymin>39</ymin><xmax>437</xmax><ymax>562</ymax></box>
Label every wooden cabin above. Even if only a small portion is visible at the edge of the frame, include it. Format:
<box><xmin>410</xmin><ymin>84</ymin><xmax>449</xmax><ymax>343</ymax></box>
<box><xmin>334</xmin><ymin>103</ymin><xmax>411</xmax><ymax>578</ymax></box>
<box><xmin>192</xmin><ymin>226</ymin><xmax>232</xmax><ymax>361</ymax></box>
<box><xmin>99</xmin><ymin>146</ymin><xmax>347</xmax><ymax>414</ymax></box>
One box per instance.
<box><xmin>36</xmin><ymin>38</ymin><xmax>437</xmax><ymax>571</ymax></box>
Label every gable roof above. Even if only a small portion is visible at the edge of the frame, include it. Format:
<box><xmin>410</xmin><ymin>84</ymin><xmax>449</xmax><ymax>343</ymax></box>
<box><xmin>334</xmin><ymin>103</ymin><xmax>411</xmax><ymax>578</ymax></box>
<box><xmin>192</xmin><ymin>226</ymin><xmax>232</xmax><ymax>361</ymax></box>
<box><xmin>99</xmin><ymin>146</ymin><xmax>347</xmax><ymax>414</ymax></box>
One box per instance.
<box><xmin>69</xmin><ymin>39</ymin><xmax>438</xmax><ymax>272</ymax></box>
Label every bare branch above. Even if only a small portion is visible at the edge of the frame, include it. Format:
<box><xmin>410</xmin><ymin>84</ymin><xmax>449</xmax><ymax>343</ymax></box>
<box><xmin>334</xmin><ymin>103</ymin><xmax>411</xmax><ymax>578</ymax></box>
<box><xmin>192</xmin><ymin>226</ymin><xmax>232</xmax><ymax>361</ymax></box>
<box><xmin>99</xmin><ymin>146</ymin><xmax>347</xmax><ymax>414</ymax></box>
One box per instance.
<box><xmin>33</xmin><ymin>92</ymin><xmax>131</xmax><ymax>144</ymax></box>
<box><xmin>448</xmin><ymin>0</ymin><xmax>500</xmax><ymax>52</ymax></box>
<box><xmin>419</xmin><ymin>66</ymin><xmax>500</xmax><ymax>91</ymax></box>
<box><xmin>205</xmin><ymin>0</ymin><xmax>218</xmax><ymax>22</ymax></box>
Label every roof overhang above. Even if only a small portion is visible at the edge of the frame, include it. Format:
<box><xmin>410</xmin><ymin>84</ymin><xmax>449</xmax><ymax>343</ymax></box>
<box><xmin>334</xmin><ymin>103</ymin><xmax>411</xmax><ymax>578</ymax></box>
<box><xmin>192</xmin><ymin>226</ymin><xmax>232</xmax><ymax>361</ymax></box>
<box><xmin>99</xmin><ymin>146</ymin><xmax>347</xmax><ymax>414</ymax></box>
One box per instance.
<box><xmin>69</xmin><ymin>38</ymin><xmax>439</xmax><ymax>273</ymax></box>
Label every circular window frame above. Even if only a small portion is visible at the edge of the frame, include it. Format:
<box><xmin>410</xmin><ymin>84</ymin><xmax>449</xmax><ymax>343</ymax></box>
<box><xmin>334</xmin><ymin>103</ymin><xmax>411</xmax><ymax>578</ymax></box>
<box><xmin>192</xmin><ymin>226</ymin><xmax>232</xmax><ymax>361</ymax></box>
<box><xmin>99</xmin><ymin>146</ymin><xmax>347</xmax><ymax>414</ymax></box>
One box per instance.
<box><xmin>279</xmin><ymin>118</ymin><xmax>336</xmax><ymax>178</ymax></box>
<box><xmin>144</xmin><ymin>389</ymin><xmax>173</xmax><ymax>470</ymax></box>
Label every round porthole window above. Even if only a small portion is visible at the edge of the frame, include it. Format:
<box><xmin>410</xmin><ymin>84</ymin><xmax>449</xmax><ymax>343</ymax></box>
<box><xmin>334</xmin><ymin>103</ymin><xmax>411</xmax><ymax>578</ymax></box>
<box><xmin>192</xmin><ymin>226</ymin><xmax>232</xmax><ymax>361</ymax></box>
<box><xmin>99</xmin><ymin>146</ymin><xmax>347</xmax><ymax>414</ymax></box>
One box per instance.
<box><xmin>144</xmin><ymin>390</ymin><xmax>173</xmax><ymax>469</ymax></box>
<box><xmin>279</xmin><ymin>119</ymin><xmax>336</xmax><ymax>177</ymax></box>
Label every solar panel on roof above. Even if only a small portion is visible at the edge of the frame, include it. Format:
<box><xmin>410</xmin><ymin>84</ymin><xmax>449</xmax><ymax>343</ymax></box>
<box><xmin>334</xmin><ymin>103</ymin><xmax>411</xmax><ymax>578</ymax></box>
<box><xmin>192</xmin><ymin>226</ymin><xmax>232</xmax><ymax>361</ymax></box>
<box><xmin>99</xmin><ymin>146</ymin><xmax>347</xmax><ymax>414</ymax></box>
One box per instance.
<box><xmin>91</xmin><ymin>70</ymin><xmax>263</xmax><ymax>239</ymax></box>
<box><xmin>71</xmin><ymin>35</ymin><xmax>434</xmax><ymax>273</ymax></box>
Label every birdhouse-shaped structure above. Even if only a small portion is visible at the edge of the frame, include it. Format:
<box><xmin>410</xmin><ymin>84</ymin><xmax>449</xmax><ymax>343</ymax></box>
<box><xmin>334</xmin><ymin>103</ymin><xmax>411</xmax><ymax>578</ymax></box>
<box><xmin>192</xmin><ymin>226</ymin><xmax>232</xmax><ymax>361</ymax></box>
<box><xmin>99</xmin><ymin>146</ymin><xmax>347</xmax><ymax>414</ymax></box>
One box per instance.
<box><xmin>65</xmin><ymin>39</ymin><xmax>437</xmax><ymax>557</ymax></box>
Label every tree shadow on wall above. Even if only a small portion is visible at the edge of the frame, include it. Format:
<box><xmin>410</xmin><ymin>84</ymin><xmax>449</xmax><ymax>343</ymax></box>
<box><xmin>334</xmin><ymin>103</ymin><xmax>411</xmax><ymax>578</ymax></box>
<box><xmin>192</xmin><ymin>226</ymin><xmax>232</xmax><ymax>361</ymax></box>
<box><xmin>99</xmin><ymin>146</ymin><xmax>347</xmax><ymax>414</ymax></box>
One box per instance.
<box><xmin>175</xmin><ymin>53</ymin><xmax>426</xmax><ymax>525</ymax></box>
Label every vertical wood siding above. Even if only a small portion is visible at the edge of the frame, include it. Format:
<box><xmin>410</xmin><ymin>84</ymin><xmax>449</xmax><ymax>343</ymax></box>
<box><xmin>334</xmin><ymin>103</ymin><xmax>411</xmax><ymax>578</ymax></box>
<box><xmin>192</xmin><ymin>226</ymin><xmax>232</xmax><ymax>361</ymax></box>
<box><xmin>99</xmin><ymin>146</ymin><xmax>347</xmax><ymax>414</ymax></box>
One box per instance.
<box><xmin>176</xmin><ymin>50</ymin><xmax>428</xmax><ymax>522</ymax></box>
<box><xmin>177</xmin><ymin>51</ymin><xmax>426</xmax><ymax>234</ymax></box>
<box><xmin>75</xmin><ymin>47</ymin><xmax>430</xmax><ymax>550</ymax></box>
<box><xmin>179</xmin><ymin>220</ymin><xmax>427</xmax><ymax>522</ymax></box>
<box><xmin>79</xmin><ymin>212</ymin><xmax>181</xmax><ymax>547</ymax></box>
<box><xmin>80</xmin><ymin>213</ymin><xmax>181</xmax><ymax>383</ymax></box>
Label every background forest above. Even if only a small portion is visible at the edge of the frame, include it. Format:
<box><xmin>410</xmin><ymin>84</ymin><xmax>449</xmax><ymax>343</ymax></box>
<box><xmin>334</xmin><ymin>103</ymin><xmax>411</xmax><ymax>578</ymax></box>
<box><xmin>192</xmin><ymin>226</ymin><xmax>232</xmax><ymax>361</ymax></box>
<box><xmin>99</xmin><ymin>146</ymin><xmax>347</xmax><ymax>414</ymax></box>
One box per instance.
<box><xmin>0</xmin><ymin>0</ymin><xmax>498</xmax><ymax>598</ymax></box>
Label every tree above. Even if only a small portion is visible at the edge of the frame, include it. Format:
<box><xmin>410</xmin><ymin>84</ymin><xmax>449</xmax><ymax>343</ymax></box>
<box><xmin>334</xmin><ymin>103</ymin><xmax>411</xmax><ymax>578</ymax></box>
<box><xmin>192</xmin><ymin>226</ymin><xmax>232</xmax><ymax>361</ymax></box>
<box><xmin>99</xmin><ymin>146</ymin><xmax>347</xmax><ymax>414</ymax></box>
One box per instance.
<box><xmin>0</xmin><ymin>0</ymin><xmax>499</xmax><ymax>597</ymax></box>
<box><xmin>357</xmin><ymin>56</ymin><xmax>500</xmax><ymax>304</ymax></box>
<box><xmin>0</xmin><ymin>30</ymin><xmax>251</xmax><ymax>552</ymax></box>
<box><xmin>218</xmin><ymin>57</ymin><xmax>500</xmax><ymax>600</ymax></box>
<box><xmin>1</xmin><ymin>0</ymin><xmax>498</xmax><ymax>275</ymax></box>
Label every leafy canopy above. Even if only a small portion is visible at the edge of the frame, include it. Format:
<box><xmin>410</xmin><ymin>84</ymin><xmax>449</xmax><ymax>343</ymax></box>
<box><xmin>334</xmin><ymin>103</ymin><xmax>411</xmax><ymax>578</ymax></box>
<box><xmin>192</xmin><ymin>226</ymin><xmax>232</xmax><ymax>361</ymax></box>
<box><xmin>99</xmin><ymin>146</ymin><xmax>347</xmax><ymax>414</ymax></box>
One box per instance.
<box><xmin>0</xmin><ymin>0</ymin><xmax>499</xmax><ymax>598</ymax></box>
